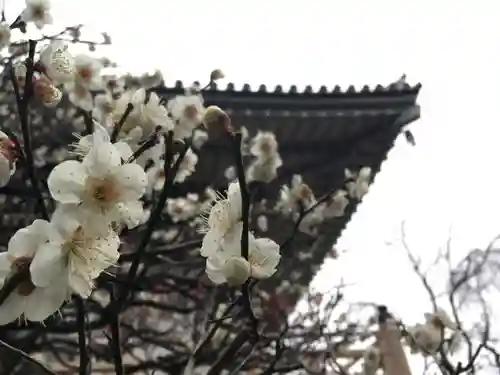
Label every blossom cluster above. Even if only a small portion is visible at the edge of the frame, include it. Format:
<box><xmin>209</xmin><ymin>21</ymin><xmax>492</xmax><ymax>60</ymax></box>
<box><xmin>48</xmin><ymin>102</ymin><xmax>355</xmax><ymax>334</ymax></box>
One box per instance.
<box><xmin>405</xmin><ymin>308</ymin><xmax>461</xmax><ymax>356</ymax></box>
<box><xmin>0</xmin><ymin>0</ymin><xmax>288</xmax><ymax>325</ymax></box>
<box><xmin>200</xmin><ymin>182</ymin><xmax>281</xmax><ymax>285</ymax></box>
<box><xmin>274</xmin><ymin>167</ymin><xmax>372</xmax><ymax>236</ymax></box>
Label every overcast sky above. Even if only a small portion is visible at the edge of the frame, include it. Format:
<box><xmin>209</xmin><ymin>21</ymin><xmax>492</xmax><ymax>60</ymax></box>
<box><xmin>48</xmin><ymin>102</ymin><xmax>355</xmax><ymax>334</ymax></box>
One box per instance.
<box><xmin>8</xmin><ymin>0</ymin><xmax>500</xmax><ymax>366</ymax></box>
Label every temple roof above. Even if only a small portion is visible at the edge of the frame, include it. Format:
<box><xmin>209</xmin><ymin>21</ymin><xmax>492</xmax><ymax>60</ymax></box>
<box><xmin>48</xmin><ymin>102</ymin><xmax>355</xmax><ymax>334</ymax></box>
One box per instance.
<box><xmin>155</xmin><ymin>80</ymin><xmax>421</xmax><ymax>196</ymax></box>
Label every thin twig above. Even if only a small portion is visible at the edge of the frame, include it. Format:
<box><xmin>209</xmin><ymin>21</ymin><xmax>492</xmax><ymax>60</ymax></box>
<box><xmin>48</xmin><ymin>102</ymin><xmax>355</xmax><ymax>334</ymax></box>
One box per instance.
<box><xmin>111</xmin><ymin>103</ymin><xmax>134</xmax><ymax>142</ymax></box>
<box><xmin>229</xmin><ymin>130</ymin><xmax>259</xmax><ymax>333</ymax></box>
<box><xmin>207</xmin><ymin>331</ymin><xmax>255</xmax><ymax>375</ymax></box>
<box><xmin>75</xmin><ymin>296</ymin><xmax>89</xmax><ymax>375</ymax></box>
<box><xmin>109</xmin><ymin>287</ymin><xmax>124</xmax><ymax>375</ymax></box>
<box><xmin>12</xmin><ymin>39</ymin><xmax>50</xmax><ymax>220</ymax></box>
<box><xmin>117</xmin><ymin>132</ymin><xmax>189</xmax><ymax>307</ymax></box>
<box><xmin>0</xmin><ymin>339</ymin><xmax>57</xmax><ymax>375</ymax></box>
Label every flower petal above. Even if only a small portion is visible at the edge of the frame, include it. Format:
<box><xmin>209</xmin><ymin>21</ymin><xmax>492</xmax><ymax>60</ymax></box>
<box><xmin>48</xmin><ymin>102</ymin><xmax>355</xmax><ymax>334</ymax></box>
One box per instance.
<box><xmin>250</xmin><ymin>238</ymin><xmax>281</xmax><ymax>279</ymax></box>
<box><xmin>0</xmin><ymin>155</ymin><xmax>11</xmax><ymax>187</ymax></box>
<box><xmin>69</xmin><ymin>273</ymin><xmax>93</xmax><ymax>298</ymax></box>
<box><xmin>24</xmin><ymin>283</ymin><xmax>67</xmax><ymax>322</ymax></box>
<box><xmin>0</xmin><ymin>292</ymin><xmax>25</xmax><ymax>325</ymax></box>
<box><xmin>221</xmin><ymin>256</ymin><xmax>251</xmax><ymax>285</ymax></box>
<box><xmin>92</xmin><ymin>121</ymin><xmax>111</xmax><ymax>144</ymax></box>
<box><xmin>115</xmin><ymin>200</ymin><xmax>145</xmax><ymax>229</ymax></box>
<box><xmin>48</xmin><ymin>160</ymin><xmax>87</xmax><ymax>204</ymax></box>
<box><xmin>50</xmin><ymin>204</ymin><xmax>82</xmax><ymax>239</ymax></box>
<box><xmin>29</xmin><ymin>244</ymin><xmax>64</xmax><ymax>288</ymax></box>
<box><xmin>8</xmin><ymin>220</ymin><xmax>50</xmax><ymax>258</ymax></box>
<box><xmin>205</xmin><ymin>257</ymin><xmax>227</xmax><ymax>284</ymax></box>
<box><xmin>82</xmin><ymin>141</ymin><xmax>121</xmax><ymax>179</ymax></box>
<box><xmin>200</xmin><ymin>229</ymin><xmax>222</xmax><ymax>257</ymax></box>
<box><xmin>220</xmin><ymin>222</ymin><xmax>246</xmax><ymax>257</ymax></box>
<box><xmin>114</xmin><ymin>141</ymin><xmax>133</xmax><ymax>161</ymax></box>
<box><xmin>90</xmin><ymin>232</ymin><xmax>120</xmax><ymax>276</ymax></box>
<box><xmin>114</xmin><ymin>163</ymin><xmax>148</xmax><ymax>201</ymax></box>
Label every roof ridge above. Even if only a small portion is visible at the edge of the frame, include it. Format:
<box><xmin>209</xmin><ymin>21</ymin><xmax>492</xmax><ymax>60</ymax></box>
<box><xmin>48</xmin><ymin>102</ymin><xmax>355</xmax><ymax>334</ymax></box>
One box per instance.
<box><xmin>157</xmin><ymin>80</ymin><xmax>422</xmax><ymax>97</ymax></box>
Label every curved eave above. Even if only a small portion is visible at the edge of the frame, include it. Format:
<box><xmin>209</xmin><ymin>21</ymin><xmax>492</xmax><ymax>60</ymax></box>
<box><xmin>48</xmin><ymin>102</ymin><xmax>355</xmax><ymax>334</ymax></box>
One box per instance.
<box><xmin>154</xmin><ymin>80</ymin><xmax>422</xmax><ymax>111</ymax></box>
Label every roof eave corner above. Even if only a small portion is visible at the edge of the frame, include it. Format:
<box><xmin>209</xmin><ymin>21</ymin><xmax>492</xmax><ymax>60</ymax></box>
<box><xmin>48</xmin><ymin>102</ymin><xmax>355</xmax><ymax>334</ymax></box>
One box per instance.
<box><xmin>394</xmin><ymin>104</ymin><xmax>421</xmax><ymax>128</ymax></box>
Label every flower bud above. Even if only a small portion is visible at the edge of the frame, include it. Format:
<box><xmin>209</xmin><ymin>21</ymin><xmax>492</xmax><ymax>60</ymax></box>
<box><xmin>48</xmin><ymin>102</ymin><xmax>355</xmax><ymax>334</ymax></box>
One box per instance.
<box><xmin>13</xmin><ymin>62</ymin><xmax>27</xmax><ymax>88</ymax></box>
<box><xmin>202</xmin><ymin>105</ymin><xmax>230</xmax><ymax>130</ymax></box>
<box><xmin>0</xmin><ymin>131</ymin><xmax>18</xmax><ymax>187</ymax></box>
<box><xmin>34</xmin><ymin>75</ymin><xmax>63</xmax><ymax>107</ymax></box>
<box><xmin>210</xmin><ymin>69</ymin><xmax>225</xmax><ymax>81</ymax></box>
<box><xmin>222</xmin><ymin>256</ymin><xmax>251</xmax><ymax>286</ymax></box>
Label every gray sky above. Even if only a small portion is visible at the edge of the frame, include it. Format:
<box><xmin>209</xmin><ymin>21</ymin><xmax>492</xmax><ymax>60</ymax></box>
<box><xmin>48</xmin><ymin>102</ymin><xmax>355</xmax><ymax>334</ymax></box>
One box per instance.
<box><xmin>8</xmin><ymin>0</ymin><xmax>500</xmax><ymax>366</ymax></box>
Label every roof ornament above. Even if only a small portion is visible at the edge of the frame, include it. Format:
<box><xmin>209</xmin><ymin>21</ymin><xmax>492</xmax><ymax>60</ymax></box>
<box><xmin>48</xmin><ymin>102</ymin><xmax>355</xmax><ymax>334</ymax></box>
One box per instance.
<box><xmin>393</xmin><ymin>74</ymin><xmax>407</xmax><ymax>91</ymax></box>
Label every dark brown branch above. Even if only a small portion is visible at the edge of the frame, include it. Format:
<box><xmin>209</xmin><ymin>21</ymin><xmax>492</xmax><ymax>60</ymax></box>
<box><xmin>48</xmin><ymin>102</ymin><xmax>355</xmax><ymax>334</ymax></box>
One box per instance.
<box><xmin>75</xmin><ymin>296</ymin><xmax>90</xmax><ymax>375</ymax></box>
<box><xmin>11</xmin><ymin>39</ymin><xmax>50</xmax><ymax>220</ymax></box>
<box><xmin>0</xmin><ymin>339</ymin><xmax>57</xmax><ymax>375</ymax></box>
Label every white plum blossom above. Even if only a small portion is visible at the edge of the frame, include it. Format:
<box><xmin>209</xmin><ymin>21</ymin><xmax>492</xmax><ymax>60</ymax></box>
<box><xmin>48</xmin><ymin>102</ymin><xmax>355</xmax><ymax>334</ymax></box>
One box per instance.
<box><xmin>132</xmin><ymin>88</ymin><xmax>172</xmax><ymax>133</ymax></box>
<box><xmin>71</xmin><ymin>122</ymin><xmax>133</xmax><ymax>162</ymax></box>
<box><xmin>147</xmin><ymin>163</ymin><xmax>166</xmax><ymax>192</ymax></box>
<box><xmin>406</xmin><ymin>323</ymin><xmax>442</xmax><ymax>355</ymax></box>
<box><xmin>33</xmin><ymin>74</ymin><xmax>63</xmax><ymax>107</ymax></box>
<box><xmin>174</xmin><ymin>148</ymin><xmax>198</xmax><ymax>183</ymax></box>
<box><xmin>21</xmin><ymin>0</ymin><xmax>53</xmax><ymax>29</ymax></box>
<box><xmin>247</xmin><ymin>131</ymin><xmax>282</xmax><ymax>183</ymax></box>
<box><xmin>0</xmin><ymin>22</ymin><xmax>11</xmax><ymax>49</ymax></box>
<box><xmin>65</xmin><ymin>81</ymin><xmax>94</xmax><ymax>111</ymax></box>
<box><xmin>298</xmin><ymin>207</ymin><xmax>324</xmax><ymax>236</ymax></box>
<box><xmin>345</xmin><ymin>167</ymin><xmax>371</xmax><ymax>200</ymax></box>
<box><xmin>199</xmin><ymin>183</ymin><xmax>280</xmax><ymax>285</ymax></box>
<box><xmin>30</xmin><ymin>205</ymin><xmax>120</xmax><ymax>298</ymax></box>
<box><xmin>424</xmin><ymin>307</ymin><xmax>457</xmax><ymax>330</ymax></box>
<box><xmin>47</xmin><ymin>126</ymin><xmax>148</xmax><ymax>233</ymax></box>
<box><xmin>224</xmin><ymin>165</ymin><xmax>236</xmax><ymax>181</ymax></box>
<box><xmin>113</xmin><ymin>88</ymin><xmax>173</xmax><ymax>138</ymax></box>
<box><xmin>250</xmin><ymin>131</ymin><xmax>279</xmax><ymax>159</ymax></box>
<box><xmin>93</xmin><ymin>92</ymin><xmax>116</xmax><ymax>126</ymax></box>
<box><xmin>276</xmin><ymin>175</ymin><xmax>316</xmax><ymax>216</ymax></box>
<box><xmin>247</xmin><ymin>156</ymin><xmax>282</xmax><ymax>183</ymax></box>
<box><xmin>167</xmin><ymin>93</ymin><xmax>205</xmax><ymax>139</ymax></box>
<box><xmin>39</xmin><ymin>41</ymin><xmax>74</xmax><ymax>84</ymax></box>
<box><xmin>129</xmin><ymin>131</ymin><xmax>164</xmax><ymax>169</ymax></box>
<box><xmin>203</xmin><ymin>222</ymin><xmax>281</xmax><ymax>285</ymax></box>
<box><xmin>63</xmin><ymin>55</ymin><xmax>102</xmax><ymax>110</ymax></box>
<box><xmin>145</xmin><ymin>145</ymin><xmax>197</xmax><ymax>190</ymax></box>
<box><xmin>200</xmin><ymin>182</ymin><xmax>242</xmax><ymax>255</ymax></box>
<box><xmin>321</xmin><ymin>190</ymin><xmax>349</xmax><ymax>218</ymax></box>
<box><xmin>0</xmin><ymin>131</ymin><xmax>18</xmax><ymax>187</ymax></box>
<box><xmin>0</xmin><ymin>220</ymin><xmax>69</xmax><ymax>325</ymax></box>
<box><xmin>73</xmin><ymin>54</ymin><xmax>103</xmax><ymax>90</ymax></box>
<box><xmin>13</xmin><ymin>62</ymin><xmax>27</xmax><ymax>88</ymax></box>
<box><xmin>166</xmin><ymin>196</ymin><xmax>198</xmax><ymax>223</ymax></box>
<box><xmin>256</xmin><ymin>215</ymin><xmax>268</xmax><ymax>232</ymax></box>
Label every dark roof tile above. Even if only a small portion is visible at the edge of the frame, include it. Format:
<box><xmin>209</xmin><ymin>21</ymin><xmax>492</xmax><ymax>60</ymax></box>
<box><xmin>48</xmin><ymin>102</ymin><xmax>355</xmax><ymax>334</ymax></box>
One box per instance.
<box><xmin>161</xmin><ymin>80</ymin><xmax>421</xmax><ymax>96</ymax></box>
